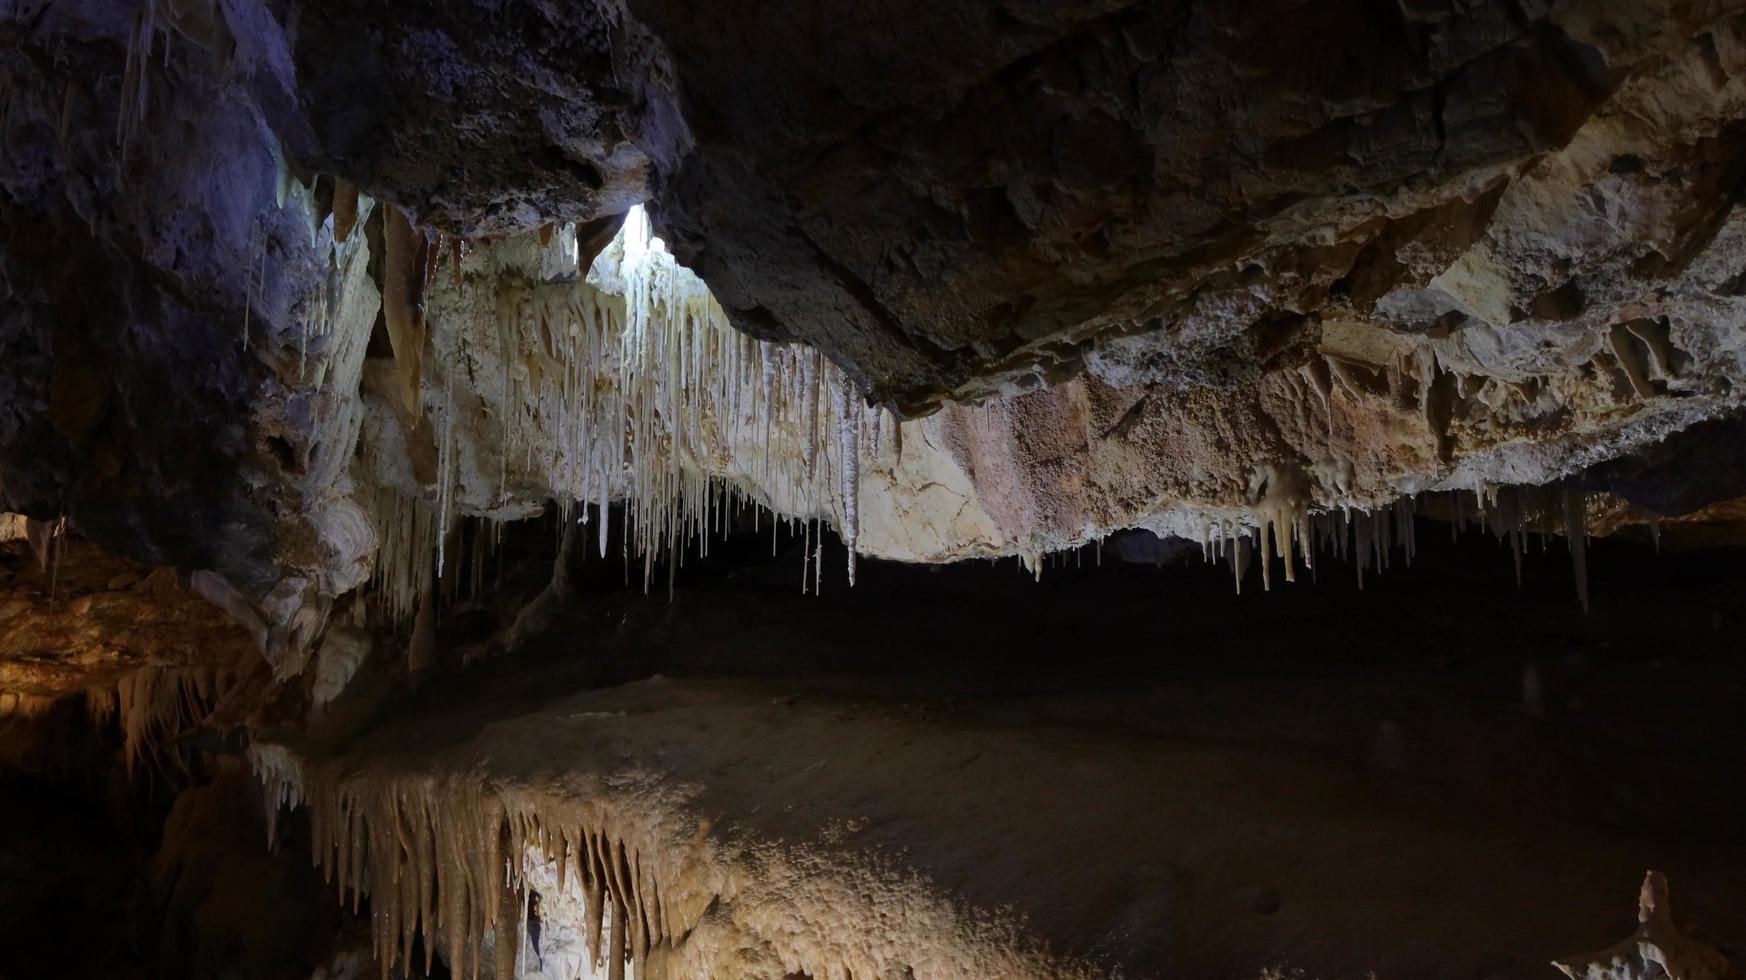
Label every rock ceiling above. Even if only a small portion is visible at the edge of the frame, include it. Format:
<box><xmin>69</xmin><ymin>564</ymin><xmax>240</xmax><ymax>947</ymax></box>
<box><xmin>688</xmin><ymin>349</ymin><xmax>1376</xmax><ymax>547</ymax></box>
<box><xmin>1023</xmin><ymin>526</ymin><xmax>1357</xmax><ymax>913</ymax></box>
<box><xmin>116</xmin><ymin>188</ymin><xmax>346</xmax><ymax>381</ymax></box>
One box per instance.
<box><xmin>6</xmin><ymin>1</ymin><xmax>1746</xmax><ymax>637</ymax></box>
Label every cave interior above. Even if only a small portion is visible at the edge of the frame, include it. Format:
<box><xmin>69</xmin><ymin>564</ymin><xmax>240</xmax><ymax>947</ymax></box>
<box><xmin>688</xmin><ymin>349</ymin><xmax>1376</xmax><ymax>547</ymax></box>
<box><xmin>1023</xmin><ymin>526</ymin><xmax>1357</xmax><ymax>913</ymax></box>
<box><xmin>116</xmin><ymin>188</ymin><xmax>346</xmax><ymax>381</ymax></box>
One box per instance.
<box><xmin>2</xmin><ymin>2</ymin><xmax>1745</xmax><ymax>979</ymax></box>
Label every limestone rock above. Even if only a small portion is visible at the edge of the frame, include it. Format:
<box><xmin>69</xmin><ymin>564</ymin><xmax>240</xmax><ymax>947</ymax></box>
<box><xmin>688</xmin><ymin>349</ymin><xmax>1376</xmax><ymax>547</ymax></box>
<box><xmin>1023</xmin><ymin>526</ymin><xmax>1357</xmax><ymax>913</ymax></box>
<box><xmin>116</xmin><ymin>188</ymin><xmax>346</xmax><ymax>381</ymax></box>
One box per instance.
<box><xmin>1553</xmin><ymin>872</ymin><xmax>1731</xmax><ymax>980</ymax></box>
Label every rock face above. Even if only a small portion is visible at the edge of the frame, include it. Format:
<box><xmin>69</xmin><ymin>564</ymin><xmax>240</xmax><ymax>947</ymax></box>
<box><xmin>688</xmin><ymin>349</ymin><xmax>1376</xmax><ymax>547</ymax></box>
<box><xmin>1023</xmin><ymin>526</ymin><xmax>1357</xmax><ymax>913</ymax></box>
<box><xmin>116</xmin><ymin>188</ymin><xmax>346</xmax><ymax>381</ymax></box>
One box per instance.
<box><xmin>9</xmin><ymin>5</ymin><xmax>1746</xmax><ymax>642</ymax></box>
<box><xmin>250</xmin><ymin>0</ymin><xmax>1746</xmax><ymax>412</ymax></box>
<box><xmin>0</xmin><ymin>538</ymin><xmax>253</xmax><ymax>699</ymax></box>
<box><xmin>635</xmin><ymin>0</ymin><xmax>1621</xmax><ymax>409</ymax></box>
<box><xmin>281</xmin><ymin>0</ymin><xmax>664</xmax><ymax>235</ymax></box>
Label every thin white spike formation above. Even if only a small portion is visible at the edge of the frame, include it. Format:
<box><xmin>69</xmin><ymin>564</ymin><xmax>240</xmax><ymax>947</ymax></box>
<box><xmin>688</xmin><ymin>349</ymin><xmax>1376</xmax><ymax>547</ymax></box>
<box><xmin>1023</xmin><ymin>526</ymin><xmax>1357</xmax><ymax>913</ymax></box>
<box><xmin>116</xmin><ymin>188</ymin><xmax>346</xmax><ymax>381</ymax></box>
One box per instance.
<box><xmin>835</xmin><ymin>383</ymin><xmax>861</xmax><ymax>585</ymax></box>
<box><xmin>1195</xmin><ymin>484</ymin><xmax>1597</xmax><ymax>608</ymax></box>
<box><xmin>260</xmin><ymin>186</ymin><xmax>1621</xmax><ymax>612</ymax></box>
<box><xmin>372</xmin><ymin>205</ymin><xmax>880</xmax><ymax>606</ymax></box>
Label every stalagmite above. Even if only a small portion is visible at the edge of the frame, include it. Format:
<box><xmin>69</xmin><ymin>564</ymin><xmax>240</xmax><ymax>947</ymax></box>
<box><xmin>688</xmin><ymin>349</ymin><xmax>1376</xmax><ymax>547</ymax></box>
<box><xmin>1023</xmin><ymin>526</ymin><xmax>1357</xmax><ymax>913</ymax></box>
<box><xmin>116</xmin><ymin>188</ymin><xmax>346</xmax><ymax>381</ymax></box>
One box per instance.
<box><xmin>1553</xmin><ymin>872</ymin><xmax>1729</xmax><ymax>980</ymax></box>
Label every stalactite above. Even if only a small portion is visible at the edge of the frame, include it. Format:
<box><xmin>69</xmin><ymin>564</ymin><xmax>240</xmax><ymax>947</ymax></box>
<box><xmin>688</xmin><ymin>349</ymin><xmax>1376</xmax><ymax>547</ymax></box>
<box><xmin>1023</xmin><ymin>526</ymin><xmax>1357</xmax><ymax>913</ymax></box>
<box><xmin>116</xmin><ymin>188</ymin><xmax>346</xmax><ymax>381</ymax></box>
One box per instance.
<box><xmin>1564</xmin><ymin>490</ymin><xmax>1590</xmax><ymax>613</ymax></box>
<box><xmin>383</xmin><ymin>203</ymin><xmax>430</xmax><ymax>416</ymax></box>
<box><xmin>0</xmin><ymin>691</ymin><xmax>62</xmax><ymax>720</ymax></box>
<box><xmin>241</xmin><ymin>223</ymin><xmax>262</xmax><ymax>350</ymax></box>
<box><xmin>364</xmin><ymin>207</ymin><xmax>1641</xmax><ymax>614</ymax></box>
<box><xmin>332</xmin><ymin>179</ymin><xmax>360</xmax><ymax>244</ymax></box>
<box><xmin>1606</xmin><ymin>325</ymin><xmax>1658</xmax><ymax>399</ymax></box>
<box><xmin>408</xmin><ymin>575</ymin><xmax>436</xmax><ymax>678</ymax></box>
<box><xmin>84</xmin><ymin>687</ymin><xmax>118</xmax><ymax>725</ymax></box>
<box><xmin>801</xmin><ymin>351</ymin><xmax>822</xmax><ymax>481</ymax></box>
<box><xmin>1246</xmin><ymin>465</ymin><xmax>1308</xmax><ymax>591</ymax></box>
<box><xmin>116</xmin><ymin>0</ymin><xmax>159</xmax><ymax>151</ymax></box>
<box><xmin>1228</xmin><ymin>525</ymin><xmax>1244</xmax><ymax>594</ymax></box>
<box><xmin>1275</xmin><ymin>484</ymin><xmax>1605</xmax><ymax>610</ymax></box>
<box><xmin>113</xmin><ymin>664</ymin><xmax>234</xmax><ymax>779</ymax></box>
<box><xmin>371</xmin><ymin>489</ymin><xmax>438</xmax><ymax>624</ymax></box>
<box><xmin>835</xmin><ymin>385</ymin><xmax>860</xmax><ymax>586</ymax></box>
<box><xmin>1522</xmin><ymin>663</ymin><xmax>1545</xmax><ymax>718</ymax></box>
<box><xmin>378</xmin><ymin>205</ymin><xmax>904</xmax><ymax>611</ymax></box>
<box><xmin>435</xmin><ymin>353</ymin><xmax>459</xmax><ymax>576</ymax></box>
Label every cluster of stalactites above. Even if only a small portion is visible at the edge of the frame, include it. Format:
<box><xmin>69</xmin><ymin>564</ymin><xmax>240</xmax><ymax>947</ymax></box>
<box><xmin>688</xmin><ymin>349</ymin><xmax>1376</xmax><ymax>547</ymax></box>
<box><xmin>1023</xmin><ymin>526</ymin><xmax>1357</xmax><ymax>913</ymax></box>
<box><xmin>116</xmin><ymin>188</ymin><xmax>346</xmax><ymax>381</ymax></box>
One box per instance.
<box><xmin>1</xmin><ymin>663</ymin><xmax>230</xmax><ymax>780</ymax></box>
<box><xmin>370</xmin><ymin>488</ymin><xmax>439</xmax><ymax>625</ymax></box>
<box><xmin>413</xmin><ymin>206</ymin><xmax>891</xmax><ymax>602</ymax></box>
<box><xmin>239</xmin><ymin>172</ymin><xmax>892</xmax><ymax>621</ymax></box>
<box><xmin>3</xmin><ymin>666</ymin><xmax>235</xmax><ymax>777</ymax></box>
<box><xmin>369</xmin><ymin>486</ymin><xmax>508</xmax><ymax>628</ymax></box>
<box><xmin>248</xmin><ymin>149</ymin><xmax>379</xmax><ymax>379</ymax></box>
<box><xmin>114</xmin><ymin>664</ymin><xmax>233</xmax><ymax>778</ymax></box>
<box><xmin>248</xmin><ymin>745</ymin><xmax>717</xmax><ymax>980</ymax></box>
<box><xmin>1197</xmin><ymin>485</ymin><xmax>1599</xmax><ymax>609</ymax></box>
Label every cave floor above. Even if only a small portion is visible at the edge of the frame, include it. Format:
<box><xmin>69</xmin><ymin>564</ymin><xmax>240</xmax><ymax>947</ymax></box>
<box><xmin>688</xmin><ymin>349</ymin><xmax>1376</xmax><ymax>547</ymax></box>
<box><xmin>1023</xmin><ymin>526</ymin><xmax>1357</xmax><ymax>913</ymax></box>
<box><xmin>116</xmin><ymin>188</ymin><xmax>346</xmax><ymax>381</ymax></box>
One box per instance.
<box><xmin>265</xmin><ymin>525</ymin><xmax>1746</xmax><ymax>979</ymax></box>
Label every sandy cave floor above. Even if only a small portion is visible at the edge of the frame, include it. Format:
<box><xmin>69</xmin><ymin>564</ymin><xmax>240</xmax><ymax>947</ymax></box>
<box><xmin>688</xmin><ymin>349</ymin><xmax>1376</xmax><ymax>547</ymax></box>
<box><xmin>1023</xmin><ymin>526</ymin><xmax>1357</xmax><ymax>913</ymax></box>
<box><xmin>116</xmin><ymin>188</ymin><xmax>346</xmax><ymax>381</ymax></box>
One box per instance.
<box><xmin>259</xmin><ymin>519</ymin><xmax>1746</xmax><ymax>979</ymax></box>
